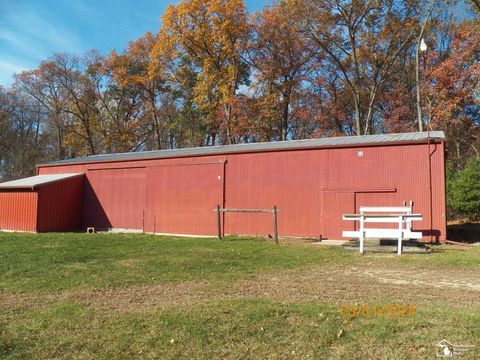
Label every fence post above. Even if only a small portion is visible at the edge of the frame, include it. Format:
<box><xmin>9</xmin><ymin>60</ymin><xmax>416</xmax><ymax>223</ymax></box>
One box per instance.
<box><xmin>273</xmin><ymin>205</ymin><xmax>279</xmax><ymax>244</ymax></box>
<box><xmin>217</xmin><ymin>205</ymin><xmax>222</xmax><ymax>240</ymax></box>
<box><xmin>359</xmin><ymin>214</ymin><xmax>365</xmax><ymax>254</ymax></box>
<box><xmin>397</xmin><ymin>215</ymin><xmax>403</xmax><ymax>255</ymax></box>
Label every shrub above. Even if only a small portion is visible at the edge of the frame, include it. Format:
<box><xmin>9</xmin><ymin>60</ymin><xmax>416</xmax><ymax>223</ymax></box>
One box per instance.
<box><xmin>448</xmin><ymin>157</ymin><xmax>480</xmax><ymax>220</ymax></box>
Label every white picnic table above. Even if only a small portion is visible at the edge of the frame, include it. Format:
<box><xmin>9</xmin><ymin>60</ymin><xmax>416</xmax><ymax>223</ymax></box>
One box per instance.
<box><xmin>342</xmin><ymin>206</ymin><xmax>423</xmax><ymax>255</ymax></box>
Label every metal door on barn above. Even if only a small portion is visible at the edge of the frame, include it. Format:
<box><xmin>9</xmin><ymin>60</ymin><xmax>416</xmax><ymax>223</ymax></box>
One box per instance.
<box><xmin>85</xmin><ymin>167</ymin><xmax>147</xmax><ymax>230</ymax></box>
<box><xmin>145</xmin><ymin>161</ymin><xmax>225</xmax><ymax>235</ymax></box>
<box><xmin>321</xmin><ymin>192</ymin><xmax>355</xmax><ymax>240</ymax></box>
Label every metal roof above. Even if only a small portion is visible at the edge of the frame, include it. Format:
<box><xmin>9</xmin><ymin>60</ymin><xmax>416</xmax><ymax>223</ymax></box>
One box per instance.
<box><xmin>40</xmin><ymin>131</ymin><xmax>445</xmax><ymax>166</ymax></box>
<box><xmin>0</xmin><ymin>174</ymin><xmax>83</xmax><ymax>189</ymax></box>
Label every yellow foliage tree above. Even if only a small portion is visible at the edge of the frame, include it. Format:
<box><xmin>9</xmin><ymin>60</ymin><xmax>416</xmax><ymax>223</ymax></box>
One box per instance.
<box><xmin>106</xmin><ymin>32</ymin><xmax>172</xmax><ymax>149</ymax></box>
<box><xmin>161</xmin><ymin>0</ymin><xmax>250</xmax><ymax>144</ymax></box>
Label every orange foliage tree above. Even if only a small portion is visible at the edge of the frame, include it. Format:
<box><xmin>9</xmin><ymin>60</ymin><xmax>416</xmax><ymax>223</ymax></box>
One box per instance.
<box><xmin>424</xmin><ymin>22</ymin><xmax>480</xmax><ymax>166</ymax></box>
<box><xmin>161</xmin><ymin>0</ymin><xmax>250</xmax><ymax>144</ymax></box>
<box><xmin>248</xmin><ymin>0</ymin><xmax>319</xmax><ymax>140</ymax></box>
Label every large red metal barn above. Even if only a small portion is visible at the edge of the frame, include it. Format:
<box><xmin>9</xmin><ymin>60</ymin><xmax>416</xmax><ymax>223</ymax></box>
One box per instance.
<box><xmin>0</xmin><ymin>131</ymin><xmax>447</xmax><ymax>241</ymax></box>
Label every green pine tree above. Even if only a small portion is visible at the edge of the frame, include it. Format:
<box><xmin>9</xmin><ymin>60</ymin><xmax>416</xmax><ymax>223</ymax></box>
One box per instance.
<box><xmin>449</xmin><ymin>157</ymin><xmax>480</xmax><ymax>220</ymax></box>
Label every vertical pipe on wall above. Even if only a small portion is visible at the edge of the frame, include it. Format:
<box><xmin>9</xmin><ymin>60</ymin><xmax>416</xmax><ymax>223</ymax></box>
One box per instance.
<box><xmin>273</xmin><ymin>205</ymin><xmax>278</xmax><ymax>244</ymax></box>
<box><xmin>427</xmin><ymin>133</ymin><xmax>434</xmax><ymax>242</ymax></box>
<box><xmin>221</xmin><ymin>161</ymin><xmax>226</xmax><ymax>236</ymax></box>
<box><xmin>442</xmin><ymin>141</ymin><xmax>448</xmax><ymax>241</ymax></box>
<box><xmin>216</xmin><ymin>205</ymin><xmax>221</xmax><ymax>240</ymax></box>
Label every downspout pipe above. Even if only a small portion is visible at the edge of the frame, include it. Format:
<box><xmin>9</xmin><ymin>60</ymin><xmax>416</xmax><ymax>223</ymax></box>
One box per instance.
<box><xmin>427</xmin><ymin>131</ymin><xmax>435</xmax><ymax>242</ymax></box>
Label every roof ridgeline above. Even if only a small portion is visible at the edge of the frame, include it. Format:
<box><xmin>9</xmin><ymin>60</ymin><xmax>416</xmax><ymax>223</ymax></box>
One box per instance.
<box><xmin>39</xmin><ymin>131</ymin><xmax>445</xmax><ymax>167</ymax></box>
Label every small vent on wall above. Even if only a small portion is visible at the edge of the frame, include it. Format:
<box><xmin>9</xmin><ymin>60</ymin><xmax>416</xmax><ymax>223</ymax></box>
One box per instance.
<box><xmin>357</xmin><ymin>151</ymin><xmax>364</xmax><ymax>157</ymax></box>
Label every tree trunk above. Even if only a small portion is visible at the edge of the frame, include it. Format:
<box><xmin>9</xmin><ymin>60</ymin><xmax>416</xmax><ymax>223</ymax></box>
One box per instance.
<box><xmin>354</xmin><ymin>92</ymin><xmax>361</xmax><ymax>135</ymax></box>
<box><xmin>54</xmin><ymin>113</ymin><xmax>65</xmax><ymax>160</ymax></box>
<box><xmin>281</xmin><ymin>89</ymin><xmax>291</xmax><ymax>141</ymax></box>
<box><xmin>152</xmin><ymin>111</ymin><xmax>162</xmax><ymax>150</ymax></box>
<box><xmin>364</xmin><ymin>86</ymin><xmax>379</xmax><ymax>135</ymax></box>
<box><xmin>224</xmin><ymin>104</ymin><xmax>232</xmax><ymax>145</ymax></box>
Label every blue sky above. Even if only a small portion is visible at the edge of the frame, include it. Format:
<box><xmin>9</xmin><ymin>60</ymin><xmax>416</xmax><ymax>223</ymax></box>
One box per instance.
<box><xmin>0</xmin><ymin>0</ymin><xmax>265</xmax><ymax>86</ymax></box>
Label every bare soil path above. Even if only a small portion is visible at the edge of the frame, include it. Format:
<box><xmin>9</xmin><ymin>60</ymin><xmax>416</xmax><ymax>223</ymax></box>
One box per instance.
<box><xmin>2</xmin><ymin>262</ymin><xmax>479</xmax><ymax>313</ymax></box>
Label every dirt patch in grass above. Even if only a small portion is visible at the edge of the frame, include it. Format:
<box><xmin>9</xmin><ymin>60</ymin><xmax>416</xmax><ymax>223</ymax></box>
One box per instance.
<box><xmin>117</xmin><ymin>258</ymin><xmax>143</xmax><ymax>267</ymax></box>
<box><xmin>0</xmin><ymin>281</ymin><xmax>210</xmax><ymax>313</ymax></box>
<box><xmin>65</xmin><ymin>261</ymin><xmax>99</xmax><ymax>270</ymax></box>
<box><xmin>230</xmin><ymin>263</ymin><xmax>480</xmax><ymax>307</ymax></box>
<box><xmin>71</xmin><ymin>281</ymin><xmax>212</xmax><ymax>312</ymax></box>
<box><xmin>360</xmin><ymin>265</ymin><xmax>480</xmax><ymax>291</ymax></box>
<box><xmin>0</xmin><ymin>292</ymin><xmax>60</xmax><ymax>312</ymax></box>
<box><xmin>2</xmin><ymin>262</ymin><xmax>479</xmax><ymax>314</ymax></box>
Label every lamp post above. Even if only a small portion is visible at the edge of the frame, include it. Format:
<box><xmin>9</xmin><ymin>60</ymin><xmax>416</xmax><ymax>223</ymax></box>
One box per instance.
<box><xmin>416</xmin><ymin>38</ymin><xmax>428</xmax><ymax>132</ymax></box>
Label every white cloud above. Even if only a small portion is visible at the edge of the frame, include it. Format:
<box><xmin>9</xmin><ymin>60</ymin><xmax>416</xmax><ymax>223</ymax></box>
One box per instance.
<box><xmin>0</xmin><ymin>30</ymin><xmax>48</xmax><ymax>59</ymax></box>
<box><xmin>0</xmin><ymin>5</ymin><xmax>84</xmax><ymax>85</ymax></box>
<box><xmin>0</xmin><ymin>59</ymin><xmax>27</xmax><ymax>74</ymax></box>
<box><xmin>3</xmin><ymin>10</ymin><xmax>82</xmax><ymax>54</ymax></box>
<box><xmin>0</xmin><ymin>59</ymin><xmax>31</xmax><ymax>84</ymax></box>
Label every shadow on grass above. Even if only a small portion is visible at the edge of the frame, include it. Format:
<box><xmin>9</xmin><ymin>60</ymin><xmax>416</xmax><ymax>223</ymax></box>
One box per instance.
<box><xmin>447</xmin><ymin>222</ymin><xmax>480</xmax><ymax>244</ymax></box>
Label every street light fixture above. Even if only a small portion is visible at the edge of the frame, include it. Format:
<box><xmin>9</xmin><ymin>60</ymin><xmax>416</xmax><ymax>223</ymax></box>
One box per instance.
<box><xmin>420</xmin><ymin>38</ymin><xmax>428</xmax><ymax>52</ymax></box>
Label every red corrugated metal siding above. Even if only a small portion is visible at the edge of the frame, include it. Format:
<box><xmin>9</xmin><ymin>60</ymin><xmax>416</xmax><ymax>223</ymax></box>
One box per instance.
<box><xmin>84</xmin><ymin>168</ymin><xmax>146</xmax><ymax>229</ymax></box>
<box><xmin>37</xmin><ymin>141</ymin><xmax>447</xmax><ymax>241</ymax></box>
<box><xmin>0</xmin><ymin>190</ymin><xmax>37</xmax><ymax>232</ymax></box>
<box><xmin>36</xmin><ymin>176</ymin><xmax>84</xmax><ymax>232</ymax></box>
<box><xmin>320</xmin><ymin>144</ymin><xmax>444</xmax><ymax>240</ymax></box>
<box><xmin>321</xmin><ymin>192</ymin><xmax>355</xmax><ymax>238</ymax></box>
<box><xmin>145</xmin><ymin>162</ymin><xmax>224</xmax><ymax>235</ymax></box>
<box><xmin>37</xmin><ymin>164</ymin><xmax>88</xmax><ymax>175</ymax></box>
<box><xmin>223</xmin><ymin>150</ymin><xmax>327</xmax><ymax>237</ymax></box>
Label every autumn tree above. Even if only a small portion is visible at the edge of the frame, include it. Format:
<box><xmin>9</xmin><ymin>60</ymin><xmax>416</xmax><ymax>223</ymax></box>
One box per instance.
<box><xmin>1</xmin><ymin>0</ymin><xmax>479</xmax><ymax>184</ymax></box>
<box><xmin>248</xmin><ymin>0</ymin><xmax>319</xmax><ymax>140</ymax></box>
<box><xmin>151</xmin><ymin>32</ymin><xmax>211</xmax><ymax>148</ymax></box>
<box><xmin>172</xmin><ymin>55</ymin><xmax>211</xmax><ymax>147</ymax></box>
<box><xmin>106</xmin><ymin>33</ymin><xmax>173</xmax><ymax>150</ymax></box>
<box><xmin>0</xmin><ymin>87</ymin><xmax>47</xmax><ymax>180</ymax></box>
<box><xmin>471</xmin><ymin>0</ymin><xmax>480</xmax><ymax>13</ymax></box>
<box><xmin>54</xmin><ymin>53</ymin><xmax>101</xmax><ymax>156</ymax></box>
<box><xmin>162</xmin><ymin>0</ymin><xmax>250</xmax><ymax>144</ymax></box>
<box><xmin>84</xmin><ymin>52</ymin><xmax>145</xmax><ymax>153</ymax></box>
<box><xmin>14</xmin><ymin>53</ymin><xmax>103</xmax><ymax>157</ymax></box>
<box><xmin>14</xmin><ymin>59</ymin><xmax>69</xmax><ymax>159</ymax></box>
<box><xmin>304</xmin><ymin>0</ymin><xmax>422</xmax><ymax>135</ymax></box>
<box><xmin>424</xmin><ymin>22</ymin><xmax>480</xmax><ymax>168</ymax></box>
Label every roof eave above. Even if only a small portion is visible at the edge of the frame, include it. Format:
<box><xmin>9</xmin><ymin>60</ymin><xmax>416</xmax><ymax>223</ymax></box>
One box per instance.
<box><xmin>0</xmin><ymin>173</ymin><xmax>84</xmax><ymax>190</ymax></box>
<box><xmin>0</xmin><ymin>186</ymin><xmax>35</xmax><ymax>190</ymax></box>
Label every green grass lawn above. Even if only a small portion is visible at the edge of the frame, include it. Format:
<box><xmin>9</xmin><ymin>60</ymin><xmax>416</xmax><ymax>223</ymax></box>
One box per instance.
<box><xmin>0</xmin><ymin>232</ymin><xmax>479</xmax><ymax>359</ymax></box>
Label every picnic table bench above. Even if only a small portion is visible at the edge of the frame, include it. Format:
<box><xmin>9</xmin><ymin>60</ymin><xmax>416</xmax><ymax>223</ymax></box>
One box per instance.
<box><xmin>342</xmin><ymin>206</ymin><xmax>423</xmax><ymax>255</ymax></box>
